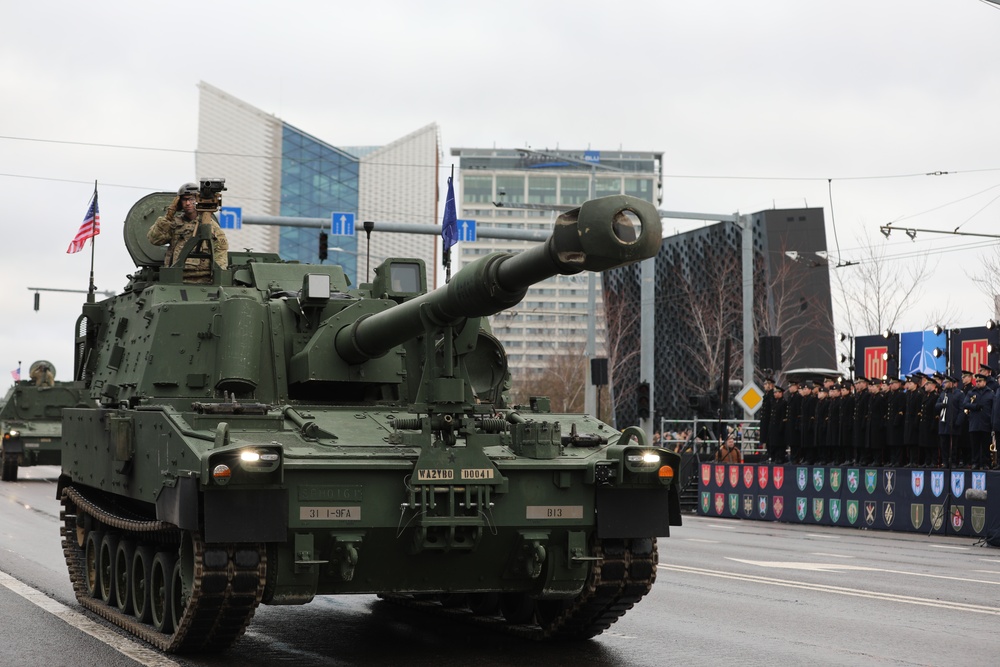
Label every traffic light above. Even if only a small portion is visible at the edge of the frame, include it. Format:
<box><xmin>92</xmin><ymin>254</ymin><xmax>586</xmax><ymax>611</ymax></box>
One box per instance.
<box><xmin>318</xmin><ymin>231</ymin><xmax>328</xmax><ymax>261</ymax></box>
<box><xmin>636</xmin><ymin>381</ymin><xmax>650</xmax><ymax>420</ymax></box>
<box><xmin>33</xmin><ymin>292</ymin><xmax>40</xmax><ymax>311</ymax></box>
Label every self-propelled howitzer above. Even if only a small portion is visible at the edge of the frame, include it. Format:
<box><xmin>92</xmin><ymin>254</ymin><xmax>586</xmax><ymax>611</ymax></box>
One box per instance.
<box><xmin>58</xmin><ymin>189</ymin><xmax>681</xmax><ymax>653</ymax></box>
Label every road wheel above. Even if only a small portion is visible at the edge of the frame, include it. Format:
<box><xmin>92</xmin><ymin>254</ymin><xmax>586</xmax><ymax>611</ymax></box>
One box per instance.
<box><xmin>131</xmin><ymin>545</ymin><xmax>155</xmax><ymax>623</ymax></box>
<box><xmin>150</xmin><ymin>551</ymin><xmax>177</xmax><ymax>634</ymax></box>
<box><xmin>169</xmin><ymin>533</ymin><xmax>197</xmax><ymax>631</ymax></box>
<box><xmin>99</xmin><ymin>533</ymin><xmax>120</xmax><ymax>605</ymax></box>
<box><xmin>114</xmin><ymin>539</ymin><xmax>135</xmax><ymax>614</ymax></box>
<box><xmin>169</xmin><ymin>560</ymin><xmax>188</xmax><ymax>632</ymax></box>
<box><xmin>84</xmin><ymin>530</ymin><xmax>104</xmax><ymax>598</ymax></box>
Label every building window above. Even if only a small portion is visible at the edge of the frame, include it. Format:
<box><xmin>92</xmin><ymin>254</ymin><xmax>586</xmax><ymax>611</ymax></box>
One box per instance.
<box><xmin>625</xmin><ymin>178</ymin><xmax>653</xmax><ymax>202</ymax></box>
<box><xmin>595</xmin><ymin>177</ymin><xmax>621</xmax><ymax>197</ymax></box>
<box><xmin>528</xmin><ymin>176</ymin><xmax>557</xmax><ymax>205</ymax></box>
<box><xmin>560</xmin><ymin>177</ymin><xmax>589</xmax><ymax>205</ymax></box>
<box><xmin>463</xmin><ymin>175</ymin><xmax>493</xmax><ymax>204</ymax></box>
<box><xmin>496</xmin><ymin>175</ymin><xmax>526</xmax><ymax>204</ymax></box>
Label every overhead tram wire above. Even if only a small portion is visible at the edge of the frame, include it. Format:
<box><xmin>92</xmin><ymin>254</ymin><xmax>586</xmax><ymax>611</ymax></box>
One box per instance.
<box><xmin>884</xmin><ymin>181</ymin><xmax>1000</xmax><ymax>227</ymax></box>
<box><xmin>7</xmin><ymin>134</ymin><xmax>1000</xmax><ymax>182</ymax></box>
<box><xmin>7</xmin><ymin>133</ymin><xmax>1000</xmax><ymax>240</ymax></box>
<box><xmin>828</xmin><ymin>178</ymin><xmax>847</xmax><ymax>267</ymax></box>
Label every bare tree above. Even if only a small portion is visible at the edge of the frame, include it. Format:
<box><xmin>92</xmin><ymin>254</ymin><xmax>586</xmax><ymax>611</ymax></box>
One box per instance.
<box><xmin>757</xmin><ymin>245</ymin><xmax>835</xmax><ymax>374</ymax></box>
<box><xmin>601</xmin><ymin>288</ymin><xmax>641</xmax><ymax>409</ymax></box>
<box><xmin>509</xmin><ymin>353</ymin><xmax>586</xmax><ymax>413</ymax></box>
<box><xmin>671</xmin><ymin>249</ymin><xmax>743</xmax><ymax>396</ymax></box>
<box><xmin>832</xmin><ymin>227</ymin><xmax>933</xmax><ymax>337</ymax></box>
<box><xmin>968</xmin><ymin>243</ymin><xmax>1000</xmax><ymax>320</ymax></box>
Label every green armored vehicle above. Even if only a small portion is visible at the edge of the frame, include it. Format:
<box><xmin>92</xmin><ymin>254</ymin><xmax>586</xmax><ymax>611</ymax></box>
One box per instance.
<box><xmin>58</xmin><ymin>181</ymin><xmax>681</xmax><ymax>653</ymax></box>
<box><xmin>1</xmin><ymin>361</ymin><xmax>91</xmax><ymax>481</ymax></box>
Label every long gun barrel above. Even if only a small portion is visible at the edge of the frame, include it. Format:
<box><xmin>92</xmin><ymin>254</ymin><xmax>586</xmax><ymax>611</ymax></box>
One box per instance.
<box><xmin>335</xmin><ymin>195</ymin><xmax>661</xmax><ymax>364</ymax></box>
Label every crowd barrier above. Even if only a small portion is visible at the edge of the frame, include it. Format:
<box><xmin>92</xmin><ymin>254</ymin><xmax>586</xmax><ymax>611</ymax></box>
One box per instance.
<box><xmin>698</xmin><ymin>464</ymin><xmax>998</xmax><ymax>542</ymax></box>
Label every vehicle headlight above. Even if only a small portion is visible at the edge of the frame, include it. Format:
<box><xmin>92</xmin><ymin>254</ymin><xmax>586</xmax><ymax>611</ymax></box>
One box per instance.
<box><xmin>238</xmin><ymin>448</ymin><xmax>280</xmax><ymax>472</ymax></box>
<box><xmin>7</xmin><ymin>429</ymin><xmax>19</xmax><ymax>438</ymax></box>
<box><xmin>626</xmin><ymin>451</ymin><xmax>661</xmax><ymax>467</ymax></box>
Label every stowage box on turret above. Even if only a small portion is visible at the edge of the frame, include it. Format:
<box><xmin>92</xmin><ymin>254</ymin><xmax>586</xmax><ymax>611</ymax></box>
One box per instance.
<box><xmin>58</xmin><ymin>182</ymin><xmax>681</xmax><ymax>653</ymax></box>
<box><xmin>1</xmin><ymin>361</ymin><xmax>92</xmax><ymax>481</ymax></box>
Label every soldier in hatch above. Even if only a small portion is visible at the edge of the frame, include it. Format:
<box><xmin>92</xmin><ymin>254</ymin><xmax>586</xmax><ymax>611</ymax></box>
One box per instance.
<box><xmin>30</xmin><ymin>362</ymin><xmax>54</xmax><ymax>387</ymax></box>
<box><xmin>148</xmin><ymin>182</ymin><xmax>229</xmax><ymax>283</ymax></box>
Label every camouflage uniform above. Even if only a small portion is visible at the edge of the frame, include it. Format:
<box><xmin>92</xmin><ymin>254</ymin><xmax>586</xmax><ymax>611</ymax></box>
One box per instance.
<box><xmin>30</xmin><ymin>365</ymin><xmax>54</xmax><ymax>387</ymax></box>
<box><xmin>147</xmin><ymin>210</ymin><xmax>228</xmax><ymax>283</ymax></box>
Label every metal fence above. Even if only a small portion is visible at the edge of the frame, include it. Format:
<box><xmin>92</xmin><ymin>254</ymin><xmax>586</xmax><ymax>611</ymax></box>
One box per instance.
<box><xmin>656</xmin><ymin>417</ymin><xmax>763</xmax><ymax>458</ymax></box>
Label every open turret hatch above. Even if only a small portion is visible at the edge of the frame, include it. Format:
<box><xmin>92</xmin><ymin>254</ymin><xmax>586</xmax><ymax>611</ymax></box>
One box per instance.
<box><xmin>123</xmin><ymin>191</ymin><xmax>220</xmax><ymax>268</ymax></box>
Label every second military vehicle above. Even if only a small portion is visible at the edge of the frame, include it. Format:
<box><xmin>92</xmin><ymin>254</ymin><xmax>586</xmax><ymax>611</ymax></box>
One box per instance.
<box><xmin>1</xmin><ymin>361</ymin><xmax>92</xmax><ymax>481</ymax></box>
<box><xmin>58</xmin><ymin>181</ymin><xmax>681</xmax><ymax>653</ymax></box>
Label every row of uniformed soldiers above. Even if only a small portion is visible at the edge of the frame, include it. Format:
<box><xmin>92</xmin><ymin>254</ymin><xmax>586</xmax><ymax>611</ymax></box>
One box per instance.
<box><xmin>757</xmin><ymin>364</ymin><xmax>1000</xmax><ymax>469</ymax></box>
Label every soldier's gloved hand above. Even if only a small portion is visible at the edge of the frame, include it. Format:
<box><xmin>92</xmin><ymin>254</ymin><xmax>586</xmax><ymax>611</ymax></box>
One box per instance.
<box><xmin>165</xmin><ymin>196</ymin><xmax>180</xmax><ymax>219</ymax></box>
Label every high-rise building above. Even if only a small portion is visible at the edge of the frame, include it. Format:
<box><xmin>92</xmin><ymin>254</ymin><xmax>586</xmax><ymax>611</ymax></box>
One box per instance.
<box><xmin>604</xmin><ymin>207</ymin><xmax>836</xmax><ymax>424</ymax></box>
<box><xmin>196</xmin><ymin>82</ymin><xmax>440</xmax><ymax>287</ymax></box>
<box><xmin>449</xmin><ymin>147</ymin><xmax>663</xmax><ymax>378</ymax></box>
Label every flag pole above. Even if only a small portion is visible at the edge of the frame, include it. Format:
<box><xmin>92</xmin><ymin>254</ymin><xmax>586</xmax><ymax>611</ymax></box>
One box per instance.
<box><xmin>87</xmin><ymin>180</ymin><xmax>97</xmax><ymax>303</ymax></box>
<box><xmin>444</xmin><ymin>165</ymin><xmax>454</xmax><ymax>283</ymax></box>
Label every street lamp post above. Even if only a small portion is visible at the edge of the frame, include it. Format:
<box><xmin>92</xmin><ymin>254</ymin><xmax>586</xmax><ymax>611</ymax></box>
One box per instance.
<box><xmin>839</xmin><ymin>332</ymin><xmax>854</xmax><ymax>379</ymax></box>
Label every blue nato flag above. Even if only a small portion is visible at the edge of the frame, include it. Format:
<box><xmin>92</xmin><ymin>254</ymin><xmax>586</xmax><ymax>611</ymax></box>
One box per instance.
<box><xmin>442</xmin><ymin>175</ymin><xmax>458</xmax><ymax>252</ymax></box>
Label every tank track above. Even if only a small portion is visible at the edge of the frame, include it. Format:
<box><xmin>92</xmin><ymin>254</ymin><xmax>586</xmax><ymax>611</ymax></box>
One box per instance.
<box><xmin>380</xmin><ymin>537</ymin><xmax>658</xmax><ymax>640</ymax></box>
<box><xmin>60</xmin><ymin>485</ymin><xmax>266</xmax><ymax>653</ymax></box>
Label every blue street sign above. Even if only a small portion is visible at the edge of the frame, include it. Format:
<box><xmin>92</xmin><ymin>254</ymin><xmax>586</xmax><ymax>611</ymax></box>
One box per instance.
<box><xmin>457</xmin><ymin>218</ymin><xmax>476</xmax><ymax>242</ymax></box>
<box><xmin>331</xmin><ymin>212</ymin><xmax>356</xmax><ymax>236</ymax></box>
<box><xmin>219</xmin><ymin>206</ymin><xmax>242</xmax><ymax>230</ymax></box>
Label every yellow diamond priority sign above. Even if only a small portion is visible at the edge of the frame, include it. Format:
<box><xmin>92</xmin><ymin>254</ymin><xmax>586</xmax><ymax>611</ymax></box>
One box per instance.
<box><xmin>735</xmin><ymin>382</ymin><xmax>764</xmax><ymax>415</ymax></box>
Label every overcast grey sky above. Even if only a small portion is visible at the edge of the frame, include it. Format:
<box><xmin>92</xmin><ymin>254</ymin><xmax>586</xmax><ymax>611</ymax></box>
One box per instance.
<box><xmin>2</xmin><ymin>0</ymin><xmax>999</xmax><ymax>382</ymax></box>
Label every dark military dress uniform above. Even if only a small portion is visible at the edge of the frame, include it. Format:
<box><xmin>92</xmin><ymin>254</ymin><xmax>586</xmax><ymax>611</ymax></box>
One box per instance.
<box><xmin>785</xmin><ymin>386</ymin><xmax>802</xmax><ymax>464</ymax></box>
<box><xmin>886</xmin><ymin>382</ymin><xmax>906</xmax><ymax>466</ymax></box>
<box><xmin>759</xmin><ymin>384</ymin><xmax>774</xmax><ymax>459</ymax></box>
<box><xmin>814</xmin><ymin>392</ymin><xmax>829</xmax><ymax>465</ymax></box>
<box><xmin>839</xmin><ymin>383</ymin><xmax>856</xmax><ymax>464</ymax></box>
<box><xmin>769</xmin><ymin>390</ymin><xmax>788</xmax><ymax>463</ymax></box>
<box><xmin>918</xmin><ymin>382</ymin><xmax>940</xmax><ymax>467</ymax></box>
<box><xmin>903</xmin><ymin>381</ymin><xmax>922</xmax><ymax>466</ymax></box>
<box><xmin>868</xmin><ymin>383</ymin><xmax>888</xmax><ymax>466</ymax></box>
<box><xmin>825</xmin><ymin>390</ymin><xmax>841</xmax><ymax>465</ymax></box>
<box><xmin>853</xmin><ymin>382</ymin><xmax>871</xmax><ymax>464</ymax></box>
<box><xmin>800</xmin><ymin>388</ymin><xmax>818</xmax><ymax>465</ymax></box>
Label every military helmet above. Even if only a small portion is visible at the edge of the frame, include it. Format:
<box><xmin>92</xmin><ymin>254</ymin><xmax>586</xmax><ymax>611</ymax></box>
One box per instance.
<box><xmin>178</xmin><ymin>182</ymin><xmax>199</xmax><ymax>197</ymax></box>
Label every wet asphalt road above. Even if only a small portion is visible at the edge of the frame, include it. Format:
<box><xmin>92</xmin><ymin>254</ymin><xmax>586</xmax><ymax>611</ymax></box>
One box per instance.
<box><xmin>2</xmin><ymin>466</ymin><xmax>998</xmax><ymax>666</ymax></box>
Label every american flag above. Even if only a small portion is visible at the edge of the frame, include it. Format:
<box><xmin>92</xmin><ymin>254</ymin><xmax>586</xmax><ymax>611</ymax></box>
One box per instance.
<box><xmin>66</xmin><ymin>191</ymin><xmax>100</xmax><ymax>254</ymax></box>
<box><xmin>10</xmin><ymin>365</ymin><xmax>20</xmax><ymax>382</ymax></box>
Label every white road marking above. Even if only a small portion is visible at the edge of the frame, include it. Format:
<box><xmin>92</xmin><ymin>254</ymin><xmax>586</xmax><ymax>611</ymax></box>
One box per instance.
<box><xmin>727</xmin><ymin>559</ymin><xmax>1000</xmax><ymax>585</ymax></box>
<box><xmin>659</xmin><ymin>562</ymin><xmax>1000</xmax><ymax>615</ymax></box>
<box><xmin>684</xmin><ymin>538</ymin><xmax>721</xmax><ymax>544</ymax></box>
<box><xmin>809</xmin><ymin>552</ymin><xmax>854</xmax><ymax>558</ymax></box>
<box><xmin>0</xmin><ymin>569</ymin><xmax>179</xmax><ymax>667</ymax></box>
<box><xmin>928</xmin><ymin>544</ymin><xmax>969</xmax><ymax>550</ymax></box>
<box><xmin>805</xmin><ymin>533</ymin><xmax>841</xmax><ymax>539</ymax></box>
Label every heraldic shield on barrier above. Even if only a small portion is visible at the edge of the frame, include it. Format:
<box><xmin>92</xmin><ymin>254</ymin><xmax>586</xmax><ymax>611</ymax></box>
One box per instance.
<box><xmin>698</xmin><ymin>464</ymin><xmax>993</xmax><ymax>538</ymax></box>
